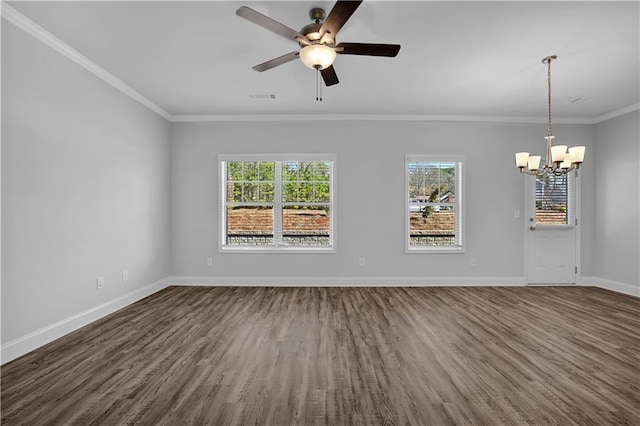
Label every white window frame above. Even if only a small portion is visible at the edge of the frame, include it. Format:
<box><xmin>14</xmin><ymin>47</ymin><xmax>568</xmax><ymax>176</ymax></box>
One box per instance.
<box><xmin>219</xmin><ymin>153</ymin><xmax>336</xmax><ymax>253</ymax></box>
<box><xmin>405</xmin><ymin>154</ymin><xmax>465</xmax><ymax>253</ymax></box>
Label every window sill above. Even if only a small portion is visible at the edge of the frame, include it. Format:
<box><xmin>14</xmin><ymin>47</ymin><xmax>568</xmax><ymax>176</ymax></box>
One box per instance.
<box><xmin>405</xmin><ymin>246</ymin><xmax>465</xmax><ymax>254</ymax></box>
<box><xmin>220</xmin><ymin>246</ymin><xmax>336</xmax><ymax>254</ymax></box>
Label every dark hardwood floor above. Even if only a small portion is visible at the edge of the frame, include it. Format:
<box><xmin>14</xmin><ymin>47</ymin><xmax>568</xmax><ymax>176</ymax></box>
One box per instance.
<box><xmin>2</xmin><ymin>286</ymin><xmax>639</xmax><ymax>425</ymax></box>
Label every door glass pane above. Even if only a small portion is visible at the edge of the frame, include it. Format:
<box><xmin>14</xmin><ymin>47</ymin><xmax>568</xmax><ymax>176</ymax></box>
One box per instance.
<box><xmin>535</xmin><ymin>174</ymin><xmax>568</xmax><ymax>225</ymax></box>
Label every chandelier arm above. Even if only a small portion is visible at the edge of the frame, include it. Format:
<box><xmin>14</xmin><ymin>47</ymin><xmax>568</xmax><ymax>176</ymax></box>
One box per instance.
<box><xmin>548</xmin><ymin>166</ymin><xmax>575</xmax><ymax>176</ymax></box>
<box><xmin>519</xmin><ymin>168</ymin><xmax>539</xmax><ymax>176</ymax></box>
<box><xmin>520</xmin><ymin>164</ymin><xmax>576</xmax><ymax>177</ymax></box>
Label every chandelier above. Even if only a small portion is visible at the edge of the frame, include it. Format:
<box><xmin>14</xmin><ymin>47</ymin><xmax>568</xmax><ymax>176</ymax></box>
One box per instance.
<box><xmin>515</xmin><ymin>55</ymin><xmax>585</xmax><ymax>176</ymax></box>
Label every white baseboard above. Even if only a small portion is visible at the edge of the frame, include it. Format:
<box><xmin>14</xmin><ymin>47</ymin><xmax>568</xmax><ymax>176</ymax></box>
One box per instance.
<box><xmin>1</xmin><ymin>277</ymin><xmax>172</xmax><ymax>365</ymax></box>
<box><xmin>581</xmin><ymin>276</ymin><xmax>639</xmax><ymax>297</ymax></box>
<box><xmin>167</xmin><ymin>275</ymin><xmax>527</xmax><ymax>287</ymax></box>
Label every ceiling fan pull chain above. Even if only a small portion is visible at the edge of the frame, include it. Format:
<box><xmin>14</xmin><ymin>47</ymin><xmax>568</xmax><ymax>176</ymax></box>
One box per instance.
<box><xmin>315</xmin><ymin>68</ymin><xmax>322</xmax><ymax>102</ymax></box>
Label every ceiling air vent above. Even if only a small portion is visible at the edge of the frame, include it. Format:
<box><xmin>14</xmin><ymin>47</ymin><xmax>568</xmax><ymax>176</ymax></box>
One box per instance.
<box><xmin>570</xmin><ymin>96</ymin><xmax>593</xmax><ymax>104</ymax></box>
<box><xmin>249</xmin><ymin>94</ymin><xmax>276</xmax><ymax>99</ymax></box>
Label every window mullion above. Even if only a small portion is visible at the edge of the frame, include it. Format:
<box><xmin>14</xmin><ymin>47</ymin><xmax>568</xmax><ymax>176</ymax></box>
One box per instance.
<box><xmin>240</xmin><ymin>162</ymin><xmax>245</xmax><ymax>202</ymax></box>
<box><xmin>437</xmin><ymin>162</ymin><xmax>442</xmax><ymax>200</ymax></box>
<box><xmin>273</xmin><ymin>161</ymin><xmax>283</xmax><ymax>246</ymax></box>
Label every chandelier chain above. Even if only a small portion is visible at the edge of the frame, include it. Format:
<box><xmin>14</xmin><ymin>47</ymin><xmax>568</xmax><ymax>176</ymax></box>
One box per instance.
<box><xmin>547</xmin><ymin>57</ymin><xmax>552</xmax><ymax>138</ymax></box>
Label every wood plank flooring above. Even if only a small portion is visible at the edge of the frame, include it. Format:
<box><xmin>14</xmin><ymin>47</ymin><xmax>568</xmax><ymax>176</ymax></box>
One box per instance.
<box><xmin>2</xmin><ymin>286</ymin><xmax>639</xmax><ymax>425</ymax></box>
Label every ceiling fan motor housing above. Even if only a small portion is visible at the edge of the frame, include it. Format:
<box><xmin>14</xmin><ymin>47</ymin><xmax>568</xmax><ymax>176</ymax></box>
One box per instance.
<box><xmin>300</xmin><ymin>8</ymin><xmax>334</xmax><ymax>46</ymax></box>
<box><xmin>309</xmin><ymin>7</ymin><xmax>325</xmax><ymax>23</ymax></box>
<box><xmin>300</xmin><ymin>23</ymin><xmax>323</xmax><ymax>43</ymax></box>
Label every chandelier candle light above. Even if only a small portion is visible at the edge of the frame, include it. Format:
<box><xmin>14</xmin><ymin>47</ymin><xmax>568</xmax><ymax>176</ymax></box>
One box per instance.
<box><xmin>515</xmin><ymin>55</ymin><xmax>585</xmax><ymax>176</ymax></box>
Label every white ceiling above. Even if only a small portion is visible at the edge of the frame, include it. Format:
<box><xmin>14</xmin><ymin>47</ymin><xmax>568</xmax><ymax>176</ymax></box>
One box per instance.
<box><xmin>6</xmin><ymin>1</ymin><xmax>640</xmax><ymax>121</ymax></box>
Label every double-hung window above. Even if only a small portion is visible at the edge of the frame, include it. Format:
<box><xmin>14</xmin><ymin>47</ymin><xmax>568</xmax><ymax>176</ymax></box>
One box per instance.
<box><xmin>220</xmin><ymin>154</ymin><xmax>335</xmax><ymax>252</ymax></box>
<box><xmin>406</xmin><ymin>155</ymin><xmax>464</xmax><ymax>252</ymax></box>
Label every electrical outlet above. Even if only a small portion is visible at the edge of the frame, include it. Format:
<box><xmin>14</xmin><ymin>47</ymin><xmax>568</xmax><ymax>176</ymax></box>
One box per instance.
<box><xmin>514</xmin><ymin>209</ymin><xmax>521</xmax><ymax>218</ymax></box>
<box><xmin>96</xmin><ymin>276</ymin><xmax>104</xmax><ymax>290</ymax></box>
<box><xmin>469</xmin><ymin>258</ymin><xmax>476</xmax><ymax>267</ymax></box>
<box><xmin>359</xmin><ymin>257</ymin><xmax>366</xmax><ymax>267</ymax></box>
<box><xmin>122</xmin><ymin>270</ymin><xmax>128</xmax><ymax>282</ymax></box>
<box><xmin>207</xmin><ymin>258</ymin><xmax>214</xmax><ymax>267</ymax></box>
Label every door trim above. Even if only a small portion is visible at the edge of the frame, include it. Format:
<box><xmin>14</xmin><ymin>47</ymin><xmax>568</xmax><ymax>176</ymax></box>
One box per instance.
<box><xmin>524</xmin><ymin>170</ymin><xmax>582</xmax><ymax>285</ymax></box>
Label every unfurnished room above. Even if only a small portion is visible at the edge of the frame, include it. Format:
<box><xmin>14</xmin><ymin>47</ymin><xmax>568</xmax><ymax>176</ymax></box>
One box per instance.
<box><xmin>1</xmin><ymin>1</ymin><xmax>639</xmax><ymax>425</ymax></box>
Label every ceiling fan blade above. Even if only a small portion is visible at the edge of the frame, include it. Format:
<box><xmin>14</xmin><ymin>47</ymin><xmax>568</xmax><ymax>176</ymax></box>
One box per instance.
<box><xmin>252</xmin><ymin>51</ymin><xmax>300</xmax><ymax>72</ymax></box>
<box><xmin>319</xmin><ymin>1</ymin><xmax>363</xmax><ymax>39</ymax></box>
<box><xmin>236</xmin><ymin>6</ymin><xmax>308</xmax><ymax>43</ymax></box>
<box><xmin>336</xmin><ymin>42</ymin><xmax>401</xmax><ymax>57</ymax></box>
<box><xmin>320</xmin><ymin>66</ymin><xmax>340</xmax><ymax>86</ymax></box>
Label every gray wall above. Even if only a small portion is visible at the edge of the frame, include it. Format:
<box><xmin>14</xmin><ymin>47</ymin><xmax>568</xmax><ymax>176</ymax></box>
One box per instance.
<box><xmin>594</xmin><ymin>111</ymin><xmax>640</xmax><ymax>290</ymax></box>
<box><xmin>1</xmin><ymin>22</ymin><xmax>171</xmax><ymax>343</ymax></box>
<box><xmin>171</xmin><ymin>120</ymin><xmax>595</xmax><ymax>282</ymax></box>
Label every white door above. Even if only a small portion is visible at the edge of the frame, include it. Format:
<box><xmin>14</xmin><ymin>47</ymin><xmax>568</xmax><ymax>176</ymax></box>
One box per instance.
<box><xmin>526</xmin><ymin>171</ymin><xmax>579</xmax><ymax>284</ymax></box>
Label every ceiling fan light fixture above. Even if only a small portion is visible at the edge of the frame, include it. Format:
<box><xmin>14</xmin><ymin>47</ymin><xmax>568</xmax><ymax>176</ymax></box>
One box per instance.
<box><xmin>299</xmin><ymin>44</ymin><xmax>336</xmax><ymax>70</ymax></box>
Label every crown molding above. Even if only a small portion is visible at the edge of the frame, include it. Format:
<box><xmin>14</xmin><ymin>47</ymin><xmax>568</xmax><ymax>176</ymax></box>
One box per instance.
<box><xmin>593</xmin><ymin>103</ymin><xmax>640</xmax><ymax>123</ymax></box>
<box><xmin>1</xmin><ymin>3</ymin><xmax>172</xmax><ymax>121</ymax></box>
<box><xmin>170</xmin><ymin>113</ymin><xmax>595</xmax><ymax>124</ymax></box>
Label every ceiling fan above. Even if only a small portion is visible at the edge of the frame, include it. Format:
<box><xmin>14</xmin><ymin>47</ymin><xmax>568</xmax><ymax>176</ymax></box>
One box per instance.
<box><xmin>236</xmin><ymin>1</ymin><xmax>401</xmax><ymax>87</ymax></box>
